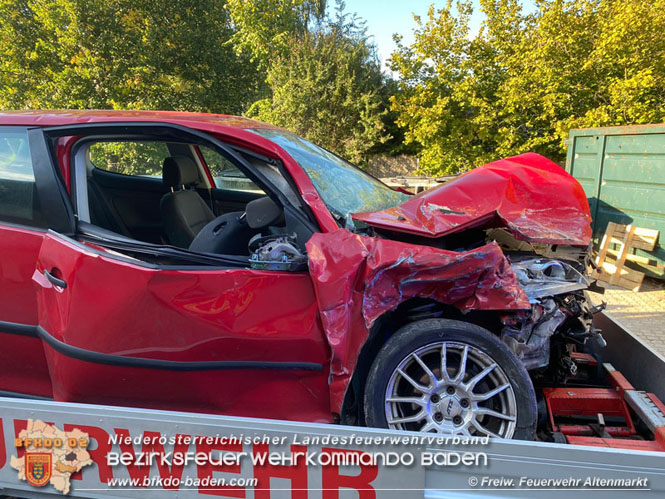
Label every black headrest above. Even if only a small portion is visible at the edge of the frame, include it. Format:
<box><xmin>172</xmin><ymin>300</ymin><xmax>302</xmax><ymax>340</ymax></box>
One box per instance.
<box><xmin>163</xmin><ymin>156</ymin><xmax>200</xmax><ymax>188</ymax></box>
<box><xmin>245</xmin><ymin>196</ymin><xmax>284</xmax><ymax>229</ymax></box>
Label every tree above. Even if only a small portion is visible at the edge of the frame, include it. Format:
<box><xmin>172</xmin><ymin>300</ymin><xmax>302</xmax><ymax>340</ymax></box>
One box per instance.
<box><xmin>389</xmin><ymin>1</ymin><xmax>504</xmax><ymax>175</ymax></box>
<box><xmin>390</xmin><ymin>0</ymin><xmax>665</xmax><ymax>176</ymax></box>
<box><xmin>225</xmin><ymin>0</ymin><xmax>326</xmax><ymax>69</ymax></box>
<box><xmin>548</xmin><ymin>0</ymin><xmax>665</xmax><ymax>136</ymax></box>
<box><xmin>0</xmin><ymin>0</ymin><xmax>263</xmax><ymax>112</ymax></box>
<box><xmin>246</xmin><ymin>3</ymin><xmax>390</xmax><ymax>164</ymax></box>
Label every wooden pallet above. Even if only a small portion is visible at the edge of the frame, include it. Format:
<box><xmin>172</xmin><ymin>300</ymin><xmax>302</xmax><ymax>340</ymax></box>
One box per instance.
<box><xmin>593</xmin><ymin>222</ymin><xmax>660</xmax><ymax>291</ymax></box>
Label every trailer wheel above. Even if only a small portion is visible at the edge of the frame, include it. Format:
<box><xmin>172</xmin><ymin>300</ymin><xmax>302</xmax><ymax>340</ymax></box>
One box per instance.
<box><xmin>363</xmin><ymin>319</ymin><xmax>537</xmax><ymax>440</ymax></box>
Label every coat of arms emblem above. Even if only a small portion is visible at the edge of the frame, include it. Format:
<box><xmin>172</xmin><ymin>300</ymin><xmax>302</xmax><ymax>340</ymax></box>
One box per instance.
<box><xmin>25</xmin><ymin>453</ymin><xmax>52</xmax><ymax>487</ymax></box>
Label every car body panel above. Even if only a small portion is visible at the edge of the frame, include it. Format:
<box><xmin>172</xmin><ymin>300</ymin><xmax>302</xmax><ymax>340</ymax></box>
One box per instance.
<box><xmin>0</xmin><ymin>225</ymin><xmax>53</xmax><ymax>397</ymax></box>
<box><xmin>0</xmin><ymin>109</ymin><xmax>277</xmax><ymax>129</ymax></box>
<box><xmin>306</xmin><ymin>229</ymin><xmax>530</xmax><ymax>410</ymax></box>
<box><xmin>32</xmin><ymin>232</ymin><xmax>332</xmax><ymax>421</ymax></box>
<box><xmin>0</xmin><ymin>225</ymin><xmax>44</xmax><ymax>325</ymax></box>
<box><xmin>352</xmin><ymin>153</ymin><xmax>593</xmax><ymax>246</ymax></box>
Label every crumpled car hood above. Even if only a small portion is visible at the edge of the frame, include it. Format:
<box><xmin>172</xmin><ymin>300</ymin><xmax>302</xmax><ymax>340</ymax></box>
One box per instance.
<box><xmin>352</xmin><ymin>153</ymin><xmax>592</xmax><ymax>246</ymax></box>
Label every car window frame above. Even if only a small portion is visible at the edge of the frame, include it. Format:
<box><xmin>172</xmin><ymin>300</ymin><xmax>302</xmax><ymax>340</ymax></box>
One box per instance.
<box><xmin>72</xmin><ymin>139</ymin><xmax>214</xmax><ymax>224</ymax></box>
<box><xmin>0</xmin><ymin>125</ymin><xmax>49</xmax><ymax>230</ymax></box>
<box><xmin>28</xmin><ymin>122</ymin><xmax>319</xmax><ymax>267</ymax></box>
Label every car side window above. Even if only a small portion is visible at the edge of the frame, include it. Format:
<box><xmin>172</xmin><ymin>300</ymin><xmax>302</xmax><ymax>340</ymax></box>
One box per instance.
<box><xmin>0</xmin><ymin>127</ymin><xmax>47</xmax><ymax>228</ymax></box>
<box><xmin>199</xmin><ymin>146</ymin><xmax>264</xmax><ymax>193</ymax></box>
<box><xmin>88</xmin><ymin>141</ymin><xmax>170</xmax><ymax>177</ymax></box>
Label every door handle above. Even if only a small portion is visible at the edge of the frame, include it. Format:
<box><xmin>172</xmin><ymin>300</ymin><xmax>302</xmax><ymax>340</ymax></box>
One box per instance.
<box><xmin>43</xmin><ymin>269</ymin><xmax>67</xmax><ymax>289</ymax></box>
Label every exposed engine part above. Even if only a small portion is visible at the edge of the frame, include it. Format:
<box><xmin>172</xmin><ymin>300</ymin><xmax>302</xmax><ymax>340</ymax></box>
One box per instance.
<box><xmin>249</xmin><ymin>234</ymin><xmax>307</xmax><ymax>271</ymax></box>
<box><xmin>587</xmin><ymin>327</ymin><xmax>607</xmax><ymax>349</ymax></box>
<box><xmin>511</xmin><ymin>257</ymin><xmax>589</xmax><ymax>302</ymax></box>
<box><xmin>487</xmin><ymin>228</ymin><xmax>590</xmax><ymax>265</ymax></box>
<box><xmin>587</xmin><ymin>302</ymin><xmax>608</xmax><ymax>316</ymax></box>
<box><xmin>502</xmin><ymin>298</ymin><xmax>567</xmax><ymax>370</ymax></box>
<box><xmin>501</xmin><ymin>256</ymin><xmax>608</xmax><ymax>372</ymax></box>
<box><xmin>501</xmin><ymin>294</ymin><xmax>607</xmax><ymax>373</ymax></box>
<box><xmin>556</xmin><ymin>355</ymin><xmax>579</xmax><ymax>382</ymax></box>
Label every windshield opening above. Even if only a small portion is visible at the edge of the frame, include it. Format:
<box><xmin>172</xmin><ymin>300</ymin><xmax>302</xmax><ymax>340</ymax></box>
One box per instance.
<box><xmin>250</xmin><ymin>129</ymin><xmax>408</xmax><ymax>224</ymax></box>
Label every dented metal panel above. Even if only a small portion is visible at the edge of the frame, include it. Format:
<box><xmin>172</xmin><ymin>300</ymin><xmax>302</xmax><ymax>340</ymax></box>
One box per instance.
<box><xmin>306</xmin><ymin>230</ymin><xmax>530</xmax><ymax>411</ymax></box>
<box><xmin>353</xmin><ymin>153</ymin><xmax>592</xmax><ymax>246</ymax></box>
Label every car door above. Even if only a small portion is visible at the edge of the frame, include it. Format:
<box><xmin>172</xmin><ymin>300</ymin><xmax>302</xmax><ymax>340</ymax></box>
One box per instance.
<box><xmin>0</xmin><ymin>126</ymin><xmax>53</xmax><ymax>398</ymax></box>
<box><xmin>28</xmin><ymin>123</ymin><xmax>331</xmax><ymax>422</ymax></box>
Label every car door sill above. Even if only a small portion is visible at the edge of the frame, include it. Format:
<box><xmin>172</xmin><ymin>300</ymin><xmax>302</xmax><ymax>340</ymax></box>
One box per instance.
<box><xmin>0</xmin><ymin>389</ymin><xmax>53</xmax><ymax>401</ymax></box>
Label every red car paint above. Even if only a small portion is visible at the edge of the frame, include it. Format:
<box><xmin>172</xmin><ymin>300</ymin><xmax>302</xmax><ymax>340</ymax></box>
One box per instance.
<box><xmin>306</xmin><ymin>231</ymin><xmax>530</xmax><ymax>409</ymax></box>
<box><xmin>34</xmin><ymin>233</ymin><xmax>331</xmax><ymax>422</ymax></box>
<box><xmin>0</xmin><ymin>111</ymin><xmax>592</xmax><ymax>423</ymax></box>
<box><xmin>353</xmin><ymin>153</ymin><xmax>592</xmax><ymax>245</ymax></box>
<box><xmin>0</xmin><ymin>225</ymin><xmax>53</xmax><ymax>398</ymax></box>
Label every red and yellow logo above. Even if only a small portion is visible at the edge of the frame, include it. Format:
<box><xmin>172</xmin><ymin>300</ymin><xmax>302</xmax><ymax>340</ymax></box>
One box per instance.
<box><xmin>25</xmin><ymin>453</ymin><xmax>52</xmax><ymax>487</ymax></box>
<box><xmin>11</xmin><ymin>420</ymin><xmax>93</xmax><ymax>494</ymax></box>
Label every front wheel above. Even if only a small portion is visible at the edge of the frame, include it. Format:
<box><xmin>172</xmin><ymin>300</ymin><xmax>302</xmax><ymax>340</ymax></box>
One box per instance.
<box><xmin>363</xmin><ymin>319</ymin><xmax>537</xmax><ymax>440</ymax></box>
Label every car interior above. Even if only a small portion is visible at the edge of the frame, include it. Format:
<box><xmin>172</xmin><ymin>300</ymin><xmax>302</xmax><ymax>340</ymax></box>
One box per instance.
<box><xmin>71</xmin><ymin>136</ymin><xmax>315</xmax><ymax>265</ymax></box>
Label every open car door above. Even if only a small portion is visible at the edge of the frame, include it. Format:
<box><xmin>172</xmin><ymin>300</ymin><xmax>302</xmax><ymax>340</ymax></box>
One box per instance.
<box><xmin>27</xmin><ymin>124</ymin><xmax>331</xmax><ymax>422</ymax></box>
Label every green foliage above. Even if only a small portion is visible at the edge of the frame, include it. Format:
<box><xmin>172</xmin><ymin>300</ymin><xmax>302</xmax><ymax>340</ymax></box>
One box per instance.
<box><xmin>89</xmin><ymin>141</ymin><xmax>168</xmax><ymax>176</ymax></box>
<box><xmin>372</xmin><ymin>77</ymin><xmax>422</xmax><ymax>157</ymax></box>
<box><xmin>3</xmin><ymin>0</ymin><xmax>662</xmax><ymax>177</ymax></box>
<box><xmin>0</xmin><ymin>0</ymin><xmax>393</xmax><ymax>166</ymax></box>
<box><xmin>225</xmin><ymin>0</ymin><xmax>326</xmax><ymax>69</ymax></box>
<box><xmin>390</xmin><ymin>1</ymin><xmax>488</xmax><ymax>175</ymax></box>
<box><xmin>0</xmin><ymin>0</ymin><xmax>263</xmax><ymax>112</ymax></box>
<box><xmin>246</xmin><ymin>3</ymin><xmax>390</xmax><ymax>165</ymax></box>
<box><xmin>390</xmin><ymin>0</ymin><xmax>665</xmax><ymax>176</ymax></box>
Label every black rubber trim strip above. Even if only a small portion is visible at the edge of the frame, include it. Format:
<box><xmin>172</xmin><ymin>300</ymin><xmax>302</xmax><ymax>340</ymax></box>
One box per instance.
<box><xmin>35</xmin><ymin>327</ymin><xmax>322</xmax><ymax>372</ymax></box>
<box><xmin>0</xmin><ymin>320</ymin><xmax>323</xmax><ymax>371</ymax></box>
<box><xmin>0</xmin><ymin>389</ymin><xmax>53</xmax><ymax>401</ymax></box>
<box><xmin>0</xmin><ymin>321</ymin><xmax>39</xmax><ymax>337</ymax></box>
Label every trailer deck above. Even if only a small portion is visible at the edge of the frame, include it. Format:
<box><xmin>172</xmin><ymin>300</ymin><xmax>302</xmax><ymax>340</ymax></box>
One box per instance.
<box><xmin>0</xmin><ymin>312</ymin><xmax>664</xmax><ymax>498</ymax></box>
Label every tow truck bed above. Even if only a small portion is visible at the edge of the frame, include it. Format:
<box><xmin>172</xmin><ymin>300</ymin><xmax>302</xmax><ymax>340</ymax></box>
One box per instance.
<box><xmin>0</xmin><ymin>312</ymin><xmax>663</xmax><ymax>498</ymax></box>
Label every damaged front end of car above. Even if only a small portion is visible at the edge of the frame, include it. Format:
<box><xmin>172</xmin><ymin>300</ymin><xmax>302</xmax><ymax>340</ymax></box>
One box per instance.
<box><xmin>501</xmin><ymin>256</ymin><xmax>606</xmax><ymax>382</ymax></box>
<box><xmin>307</xmin><ymin>152</ymin><xmax>604</xmax><ymax>421</ymax></box>
<box><xmin>346</xmin><ymin>152</ymin><xmax>604</xmax><ymax>382</ymax></box>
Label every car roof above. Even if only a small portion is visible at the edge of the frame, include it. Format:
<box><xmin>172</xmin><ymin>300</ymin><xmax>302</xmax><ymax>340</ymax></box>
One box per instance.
<box><xmin>0</xmin><ymin>109</ymin><xmax>277</xmax><ymax>130</ymax></box>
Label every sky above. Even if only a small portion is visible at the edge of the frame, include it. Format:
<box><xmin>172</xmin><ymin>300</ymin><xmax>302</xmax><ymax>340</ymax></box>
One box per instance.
<box><xmin>336</xmin><ymin>1</ymin><xmax>537</xmax><ymax>72</ymax></box>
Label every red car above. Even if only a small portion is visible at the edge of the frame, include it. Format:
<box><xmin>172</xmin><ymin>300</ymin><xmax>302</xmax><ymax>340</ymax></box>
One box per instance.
<box><xmin>0</xmin><ymin>110</ymin><xmax>599</xmax><ymax>441</ymax></box>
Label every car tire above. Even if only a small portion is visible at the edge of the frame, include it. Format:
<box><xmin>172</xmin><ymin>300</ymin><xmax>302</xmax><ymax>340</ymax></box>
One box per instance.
<box><xmin>363</xmin><ymin>318</ymin><xmax>537</xmax><ymax>440</ymax></box>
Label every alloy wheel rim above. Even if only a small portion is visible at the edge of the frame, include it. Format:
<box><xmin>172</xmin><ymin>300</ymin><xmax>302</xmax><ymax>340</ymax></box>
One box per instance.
<box><xmin>384</xmin><ymin>341</ymin><xmax>517</xmax><ymax>438</ymax></box>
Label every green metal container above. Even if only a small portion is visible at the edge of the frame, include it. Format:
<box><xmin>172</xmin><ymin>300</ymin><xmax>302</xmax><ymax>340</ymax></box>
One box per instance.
<box><xmin>565</xmin><ymin>124</ymin><xmax>665</xmax><ymax>277</ymax></box>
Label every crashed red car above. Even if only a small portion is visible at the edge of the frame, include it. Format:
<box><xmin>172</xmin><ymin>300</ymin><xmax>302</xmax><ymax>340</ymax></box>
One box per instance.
<box><xmin>0</xmin><ymin>111</ymin><xmax>601</xmax><ymax>441</ymax></box>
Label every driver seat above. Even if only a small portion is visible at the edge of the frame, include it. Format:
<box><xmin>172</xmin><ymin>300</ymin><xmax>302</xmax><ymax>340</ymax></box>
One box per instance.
<box><xmin>160</xmin><ymin>156</ymin><xmax>215</xmax><ymax>248</ymax></box>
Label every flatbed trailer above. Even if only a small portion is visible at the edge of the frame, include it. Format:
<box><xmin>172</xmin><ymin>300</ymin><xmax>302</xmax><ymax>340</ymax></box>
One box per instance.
<box><xmin>1</xmin><ymin>312</ymin><xmax>664</xmax><ymax>498</ymax></box>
